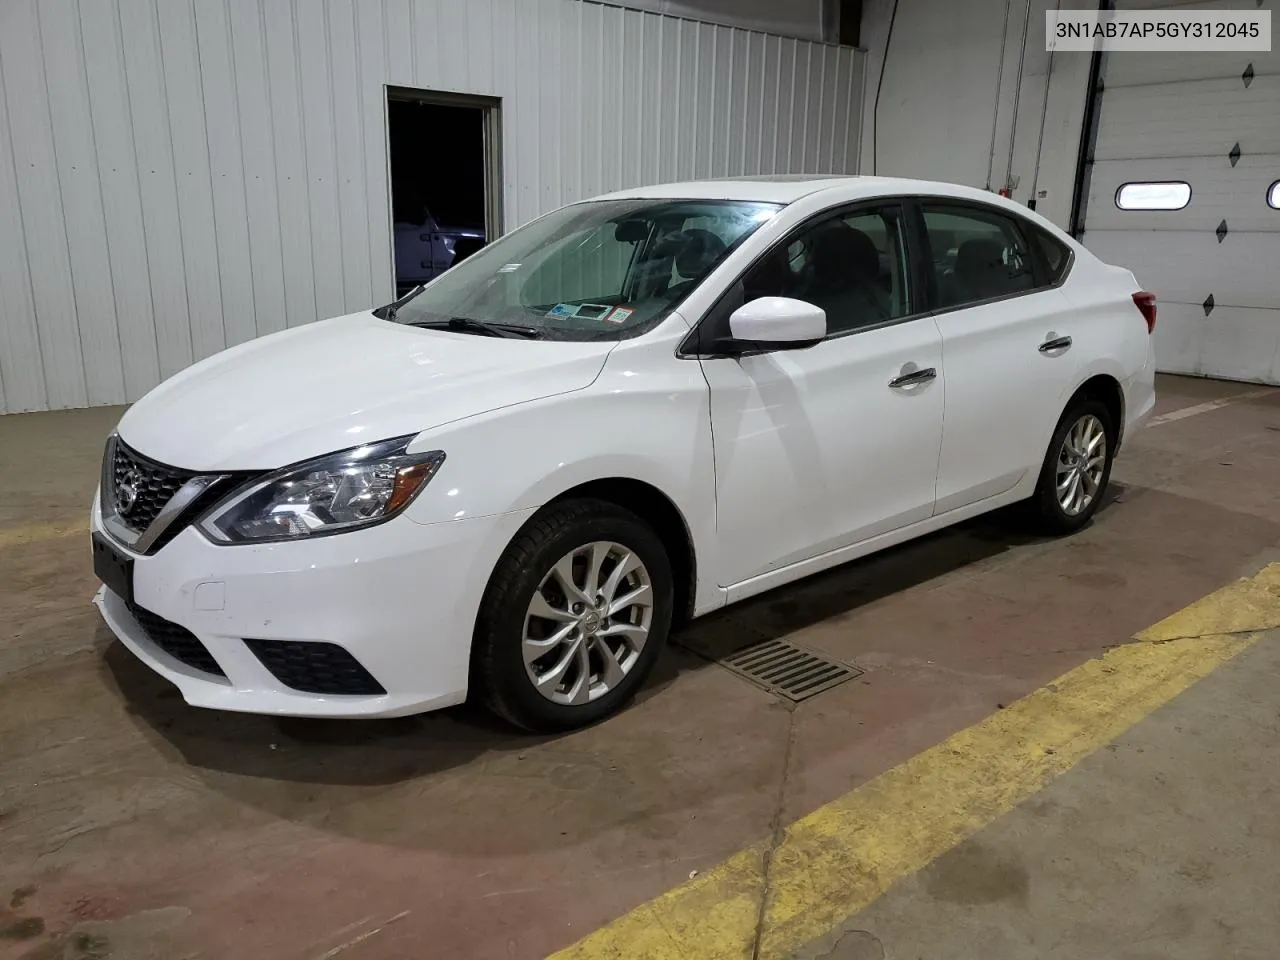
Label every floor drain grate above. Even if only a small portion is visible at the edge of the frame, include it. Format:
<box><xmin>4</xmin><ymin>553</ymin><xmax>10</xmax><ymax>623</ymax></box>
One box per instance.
<box><xmin>717</xmin><ymin>639</ymin><xmax>861</xmax><ymax>702</ymax></box>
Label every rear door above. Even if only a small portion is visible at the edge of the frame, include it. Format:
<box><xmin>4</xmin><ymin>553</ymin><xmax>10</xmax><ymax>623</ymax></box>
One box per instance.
<box><xmin>917</xmin><ymin>200</ymin><xmax>1082</xmax><ymax>514</ymax></box>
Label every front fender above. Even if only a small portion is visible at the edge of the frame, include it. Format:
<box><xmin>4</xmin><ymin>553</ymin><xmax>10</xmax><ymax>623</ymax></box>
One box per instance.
<box><xmin>400</xmin><ymin>337</ymin><xmax>718</xmax><ymax>605</ymax></box>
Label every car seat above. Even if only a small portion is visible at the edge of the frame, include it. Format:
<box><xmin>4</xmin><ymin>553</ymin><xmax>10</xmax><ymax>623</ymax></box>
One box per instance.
<box><xmin>950</xmin><ymin>238</ymin><xmax>1011</xmax><ymax>303</ymax></box>
<box><xmin>802</xmin><ymin>224</ymin><xmax>891</xmax><ymax>332</ymax></box>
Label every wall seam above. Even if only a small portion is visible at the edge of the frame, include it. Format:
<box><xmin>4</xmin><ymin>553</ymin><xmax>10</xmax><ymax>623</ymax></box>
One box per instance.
<box><xmin>113</xmin><ymin>0</ymin><xmax>164</xmax><ymax>389</ymax></box>
<box><xmin>0</xmin><ymin>36</ymin><xmax>48</xmax><ymax>410</ymax></box>
<box><xmin>76</xmin><ymin>0</ymin><xmax>130</xmax><ymax>402</ymax></box>
<box><xmin>34</xmin><ymin>0</ymin><xmax>90</xmax><ymax>406</ymax></box>
<box><xmin>226</xmin><ymin>0</ymin><xmax>261</xmax><ymax>338</ymax></box>
<box><xmin>190</xmin><ymin>0</ymin><xmax>230</xmax><ymax>351</ymax></box>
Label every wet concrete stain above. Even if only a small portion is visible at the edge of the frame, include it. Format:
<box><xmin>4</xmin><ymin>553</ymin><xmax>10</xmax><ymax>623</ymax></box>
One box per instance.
<box><xmin>13</xmin><ymin>941</ymin><xmax>66</xmax><ymax>960</ymax></box>
<box><xmin>19</xmin><ymin>931</ymin><xmax>115</xmax><ymax>960</ymax></box>
<box><xmin>922</xmin><ymin>839</ymin><xmax>1030</xmax><ymax>906</ymax></box>
<box><xmin>10</xmin><ymin>885</ymin><xmax>36</xmax><ymax>909</ymax></box>
<box><xmin>13</xmin><ymin>906</ymin><xmax>189</xmax><ymax>960</ymax></box>
<box><xmin>71</xmin><ymin>932</ymin><xmax>112</xmax><ymax>958</ymax></box>
<box><xmin>0</xmin><ymin>915</ymin><xmax>45</xmax><ymax>939</ymax></box>
<box><xmin>815</xmin><ymin>929</ymin><xmax>885</xmax><ymax>960</ymax></box>
<box><xmin>1176</xmin><ymin>858</ymin><xmax>1214</xmax><ymax>887</ymax></box>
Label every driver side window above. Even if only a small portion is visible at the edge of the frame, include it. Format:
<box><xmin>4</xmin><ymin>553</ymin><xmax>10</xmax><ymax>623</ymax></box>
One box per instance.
<box><xmin>742</xmin><ymin>205</ymin><xmax>911</xmax><ymax>336</ymax></box>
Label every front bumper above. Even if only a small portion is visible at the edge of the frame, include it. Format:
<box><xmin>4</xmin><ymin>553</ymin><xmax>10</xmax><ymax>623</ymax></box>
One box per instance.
<box><xmin>90</xmin><ymin>497</ymin><xmax>534</xmax><ymax>718</ymax></box>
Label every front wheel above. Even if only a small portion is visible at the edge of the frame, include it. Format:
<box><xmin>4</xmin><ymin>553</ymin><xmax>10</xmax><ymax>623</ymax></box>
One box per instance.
<box><xmin>471</xmin><ymin>499</ymin><xmax>673</xmax><ymax>731</ymax></box>
<box><xmin>1027</xmin><ymin>399</ymin><xmax>1116</xmax><ymax>535</ymax></box>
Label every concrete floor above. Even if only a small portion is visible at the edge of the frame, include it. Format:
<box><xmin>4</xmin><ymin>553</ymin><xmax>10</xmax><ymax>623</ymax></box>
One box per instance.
<box><xmin>803</xmin><ymin>629</ymin><xmax>1280</xmax><ymax>960</ymax></box>
<box><xmin>1</xmin><ymin>374</ymin><xmax>1278</xmax><ymax>959</ymax></box>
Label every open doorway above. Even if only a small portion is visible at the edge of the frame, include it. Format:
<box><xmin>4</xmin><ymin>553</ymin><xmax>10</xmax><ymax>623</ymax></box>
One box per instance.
<box><xmin>387</xmin><ymin>87</ymin><xmax>502</xmax><ymax>297</ymax></box>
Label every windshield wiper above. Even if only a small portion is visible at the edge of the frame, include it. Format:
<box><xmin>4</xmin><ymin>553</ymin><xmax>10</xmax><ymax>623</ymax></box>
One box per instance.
<box><xmin>412</xmin><ymin>316</ymin><xmax>543</xmax><ymax>339</ymax></box>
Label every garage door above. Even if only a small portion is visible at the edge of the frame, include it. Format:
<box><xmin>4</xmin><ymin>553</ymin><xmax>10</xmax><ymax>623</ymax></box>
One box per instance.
<box><xmin>1079</xmin><ymin>1</ymin><xmax>1280</xmax><ymax>385</ymax></box>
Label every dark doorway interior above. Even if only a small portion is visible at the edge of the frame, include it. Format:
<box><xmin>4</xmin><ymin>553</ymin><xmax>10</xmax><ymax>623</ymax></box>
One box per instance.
<box><xmin>388</xmin><ymin>95</ymin><xmax>490</xmax><ymax>296</ymax></box>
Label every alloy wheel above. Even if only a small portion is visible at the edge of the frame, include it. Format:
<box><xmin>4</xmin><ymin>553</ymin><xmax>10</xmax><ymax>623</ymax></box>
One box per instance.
<box><xmin>1056</xmin><ymin>413</ymin><xmax>1107</xmax><ymax>517</ymax></box>
<box><xmin>522</xmin><ymin>541</ymin><xmax>654</xmax><ymax>706</ymax></box>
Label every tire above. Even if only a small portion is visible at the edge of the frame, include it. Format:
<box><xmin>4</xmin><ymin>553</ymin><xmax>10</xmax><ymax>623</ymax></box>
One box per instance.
<box><xmin>1027</xmin><ymin>398</ymin><xmax>1117</xmax><ymax>535</ymax></box>
<box><xmin>471</xmin><ymin>498</ymin><xmax>674</xmax><ymax>732</ymax></box>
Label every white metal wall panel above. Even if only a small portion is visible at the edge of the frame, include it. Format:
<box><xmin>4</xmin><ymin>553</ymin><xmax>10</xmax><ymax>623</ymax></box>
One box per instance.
<box><xmin>0</xmin><ymin>61</ymin><xmax>43</xmax><ymax>413</ymax></box>
<box><xmin>158</xmin><ymin>0</ymin><xmax>229</xmax><ymax>365</ymax></box>
<box><xmin>1081</xmin><ymin>0</ymin><xmax>1280</xmax><ymax>385</ymax></box>
<box><xmin>81</xmin><ymin>0</ymin><xmax>163</xmax><ymax>399</ymax></box>
<box><xmin>195</xmin><ymin>0</ymin><xmax>258</xmax><ymax>351</ymax></box>
<box><xmin>228</xmin><ymin>0</ymin><xmax>289</xmax><ymax>342</ymax></box>
<box><xmin>119</xmin><ymin>0</ymin><xmax>197</xmax><ymax>382</ymax></box>
<box><xmin>620</xmin><ymin>0</ymin><xmax>827</xmax><ymax>42</ymax></box>
<box><xmin>0</xmin><ymin>0</ymin><xmax>88</xmax><ymax>410</ymax></box>
<box><xmin>39</xmin><ymin>0</ymin><xmax>128</xmax><ymax>408</ymax></box>
<box><xmin>0</xmin><ymin>0</ymin><xmax>865</xmax><ymax>414</ymax></box>
<box><xmin>261</xmin><ymin>0</ymin><xmax>321</xmax><ymax>336</ymax></box>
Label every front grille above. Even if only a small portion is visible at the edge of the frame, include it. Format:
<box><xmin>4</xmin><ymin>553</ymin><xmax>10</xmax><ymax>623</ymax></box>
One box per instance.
<box><xmin>245</xmin><ymin>639</ymin><xmax>386</xmax><ymax>695</ymax></box>
<box><xmin>127</xmin><ymin>602</ymin><xmax>226</xmax><ymax>678</ymax></box>
<box><xmin>111</xmin><ymin>441</ymin><xmax>197</xmax><ymax>533</ymax></box>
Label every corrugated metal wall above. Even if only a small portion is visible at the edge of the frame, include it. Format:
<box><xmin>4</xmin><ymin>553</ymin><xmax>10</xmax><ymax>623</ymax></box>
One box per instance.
<box><xmin>0</xmin><ymin>0</ymin><xmax>865</xmax><ymax>414</ymax></box>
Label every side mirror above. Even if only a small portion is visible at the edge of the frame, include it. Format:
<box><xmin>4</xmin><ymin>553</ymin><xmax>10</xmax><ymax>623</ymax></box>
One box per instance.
<box><xmin>728</xmin><ymin>297</ymin><xmax>825</xmax><ymax>348</ymax></box>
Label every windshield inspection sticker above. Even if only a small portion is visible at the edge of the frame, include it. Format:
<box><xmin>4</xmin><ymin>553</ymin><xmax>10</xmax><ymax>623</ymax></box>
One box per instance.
<box><xmin>575</xmin><ymin>304</ymin><xmax>612</xmax><ymax>320</ymax></box>
<box><xmin>547</xmin><ymin>303</ymin><xmax>578</xmax><ymax>318</ymax></box>
<box><xmin>605</xmin><ymin>306</ymin><xmax>634</xmax><ymax>324</ymax></box>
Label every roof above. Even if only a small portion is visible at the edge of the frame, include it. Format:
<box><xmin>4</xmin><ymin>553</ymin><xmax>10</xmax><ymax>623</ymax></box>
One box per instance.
<box><xmin>594</xmin><ymin>175</ymin><xmax>1010</xmax><ymax>207</ymax></box>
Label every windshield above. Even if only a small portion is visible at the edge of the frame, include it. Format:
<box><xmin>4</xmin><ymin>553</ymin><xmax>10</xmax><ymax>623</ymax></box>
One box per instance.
<box><xmin>383</xmin><ymin>198</ymin><xmax>781</xmax><ymax>340</ymax></box>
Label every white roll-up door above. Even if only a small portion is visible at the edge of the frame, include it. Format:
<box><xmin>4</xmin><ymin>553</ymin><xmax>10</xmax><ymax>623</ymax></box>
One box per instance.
<box><xmin>1079</xmin><ymin>2</ymin><xmax>1280</xmax><ymax>385</ymax></box>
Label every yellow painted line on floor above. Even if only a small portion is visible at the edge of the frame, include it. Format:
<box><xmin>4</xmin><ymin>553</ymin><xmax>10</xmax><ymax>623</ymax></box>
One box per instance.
<box><xmin>551</xmin><ymin>563</ymin><xmax>1280</xmax><ymax>960</ymax></box>
<box><xmin>1136</xmin><ymin>561</ymin><xmax>1280</xmax><ymax>642</ymax></box>
<box><xmin>0</xmin><ymin>520</ymin><xmax>86</xmax><ymax>548</ymax></box>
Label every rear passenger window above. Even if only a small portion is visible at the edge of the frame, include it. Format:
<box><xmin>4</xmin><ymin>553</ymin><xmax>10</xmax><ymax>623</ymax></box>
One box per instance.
<box><xmin>920</xmin><ymin>205</ymin><xmax>1037</xmax><ymax>309</ymax></box>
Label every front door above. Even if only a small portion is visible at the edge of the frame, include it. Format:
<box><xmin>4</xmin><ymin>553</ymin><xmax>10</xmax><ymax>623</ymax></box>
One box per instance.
<box><xmin>698</xmin><ymin>204</ymin><xmax>945</xmax><ymax>588</ymax></box>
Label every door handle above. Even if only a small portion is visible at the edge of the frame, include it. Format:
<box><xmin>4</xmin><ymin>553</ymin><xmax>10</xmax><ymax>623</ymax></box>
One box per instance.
<box><xmin>1039</xmin><ymin>335</ymin><xmax>1072</xmax><ymax>353</ymax></box>
<box><xmin>888</xmin><ymin>367</ymin><xmax>937</xmax><ymax>389</ymax></box>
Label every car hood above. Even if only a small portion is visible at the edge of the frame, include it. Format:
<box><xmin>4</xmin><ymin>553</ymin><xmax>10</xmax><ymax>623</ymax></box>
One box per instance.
<box><xmin>117</xmin><ymin>312</ymin><xmax>614</xmax><ymax>471</ymax></box>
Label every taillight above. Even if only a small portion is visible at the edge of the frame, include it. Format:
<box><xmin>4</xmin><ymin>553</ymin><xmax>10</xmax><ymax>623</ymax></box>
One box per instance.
<box><xmin>1132</xmin><ymin>291</ymin><xmax>1157</xmax><ymax>334</ymax></box>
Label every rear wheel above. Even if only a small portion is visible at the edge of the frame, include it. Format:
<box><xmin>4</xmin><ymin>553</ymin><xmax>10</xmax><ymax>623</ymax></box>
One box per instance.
<box><xmin>471</xmin><ymin>499</ymin><xmax>673</xmax><ymax>731</ymax></box>
<box><xmin>1027</xmin><ymin>399</ymin><xmax>1116</xmax><ymax>535</ymax></box>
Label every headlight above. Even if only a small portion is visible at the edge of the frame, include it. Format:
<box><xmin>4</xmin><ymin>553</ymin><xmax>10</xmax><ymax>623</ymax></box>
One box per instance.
<box><xmin>199</xmin><ymin>436</ymin><xmax>445</xmax><ymax>544</ymax></box>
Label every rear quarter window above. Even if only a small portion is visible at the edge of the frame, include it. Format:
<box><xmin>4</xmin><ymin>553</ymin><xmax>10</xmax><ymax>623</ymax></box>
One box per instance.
<box><xmin>1030</xmin><ymin>227</ymin><xmax>1072</xmax><ymax>285</ymax></box>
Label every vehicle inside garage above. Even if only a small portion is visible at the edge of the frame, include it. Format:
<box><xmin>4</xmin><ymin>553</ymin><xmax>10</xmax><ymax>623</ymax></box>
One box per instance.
<box><xmin>388</xmin><ymin>91</ymin><xmax>493</xmax><ymax>296</ymax></box>
<box><xmin>1</xmin><ymin>1</ymin><xmax>1278</xmax><ymax>958</ymax></box>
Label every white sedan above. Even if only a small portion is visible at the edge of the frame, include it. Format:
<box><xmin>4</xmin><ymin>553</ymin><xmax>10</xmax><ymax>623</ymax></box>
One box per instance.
<box><xmin>90</xmin><ymin>176</ymin><xmax>1156</xmax><ymax>730</ymax></box>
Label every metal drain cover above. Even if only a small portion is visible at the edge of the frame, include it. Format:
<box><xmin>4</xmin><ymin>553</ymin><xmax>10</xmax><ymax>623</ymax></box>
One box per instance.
<box><xmin>717</xmin><ymin>639</ymin><xmax>861</xmax><ymax>702</ymax></box>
